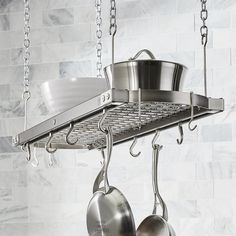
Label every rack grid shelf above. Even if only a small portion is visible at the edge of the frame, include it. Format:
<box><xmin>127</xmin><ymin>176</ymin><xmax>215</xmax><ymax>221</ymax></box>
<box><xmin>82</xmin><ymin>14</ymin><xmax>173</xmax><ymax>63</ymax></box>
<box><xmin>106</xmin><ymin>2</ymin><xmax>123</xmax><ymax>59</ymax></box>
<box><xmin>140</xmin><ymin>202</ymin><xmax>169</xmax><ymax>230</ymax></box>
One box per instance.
<box><xmin>13</xmin><ymin>89</ymin><xmax>224</xmax><ymax>150</ymax></box>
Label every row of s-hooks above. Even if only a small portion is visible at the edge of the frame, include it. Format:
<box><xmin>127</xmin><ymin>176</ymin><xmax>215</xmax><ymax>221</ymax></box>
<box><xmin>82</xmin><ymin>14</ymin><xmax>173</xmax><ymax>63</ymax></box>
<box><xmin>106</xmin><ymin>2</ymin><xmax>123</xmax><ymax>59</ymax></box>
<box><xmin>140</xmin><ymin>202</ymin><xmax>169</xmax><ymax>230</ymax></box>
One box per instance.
<box><xmin>22</xmin><ymin>91</ymin><xmax>198</xmax><ymax>164</ymax></box>
<box><xmin>129</xmin><ymin>91</ymin><xmax>198</xmax><ymax>158</ymax></box>
<box><xmin>22</xmin><ymin>121</ymin><xmax>80</xmax><ymax>167</ymax></box>
<box><xmin>22</xmin><ymin>108</ymin><xmax>111</xmax><ymax>167</ymax></box>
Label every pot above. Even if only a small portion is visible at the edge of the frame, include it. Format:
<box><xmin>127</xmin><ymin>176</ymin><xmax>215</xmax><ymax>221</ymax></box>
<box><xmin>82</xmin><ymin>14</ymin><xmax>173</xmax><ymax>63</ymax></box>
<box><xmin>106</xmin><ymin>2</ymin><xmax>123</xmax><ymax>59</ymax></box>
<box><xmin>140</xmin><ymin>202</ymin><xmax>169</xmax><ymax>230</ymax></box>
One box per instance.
<box><xmin>86</xmin><ymin>127</ymin><xmax>136</xmax><ymax>236</ymax></box>
<box><xmin>104</xmin><ymin>49</ymin><xmax>187</xmax><ymax>91</ymax></box>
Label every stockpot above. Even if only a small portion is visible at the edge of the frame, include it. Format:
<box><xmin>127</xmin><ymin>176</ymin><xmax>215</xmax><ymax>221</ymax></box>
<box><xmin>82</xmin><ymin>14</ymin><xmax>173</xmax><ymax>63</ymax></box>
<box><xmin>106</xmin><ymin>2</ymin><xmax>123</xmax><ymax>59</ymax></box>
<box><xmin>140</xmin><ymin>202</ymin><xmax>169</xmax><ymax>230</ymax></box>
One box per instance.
<box><xmin>104</xmin><ymin>49</ymin><xmax>187</xmax><ymax>91</ymax></box>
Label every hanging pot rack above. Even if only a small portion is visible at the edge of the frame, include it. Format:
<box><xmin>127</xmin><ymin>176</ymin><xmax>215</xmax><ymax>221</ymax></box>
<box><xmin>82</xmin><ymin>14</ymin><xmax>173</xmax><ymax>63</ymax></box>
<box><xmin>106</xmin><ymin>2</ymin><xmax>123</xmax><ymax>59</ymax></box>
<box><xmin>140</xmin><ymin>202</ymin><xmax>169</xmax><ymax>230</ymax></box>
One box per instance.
<box><xmin>13</xmin><ymin>89</ymin><xmax>224</xmax><ymax>150</ymax></box>
<box><xmin>13</xmin><ymin>0</ymin><xmax>224</xmax><ymax>158</ymax></box>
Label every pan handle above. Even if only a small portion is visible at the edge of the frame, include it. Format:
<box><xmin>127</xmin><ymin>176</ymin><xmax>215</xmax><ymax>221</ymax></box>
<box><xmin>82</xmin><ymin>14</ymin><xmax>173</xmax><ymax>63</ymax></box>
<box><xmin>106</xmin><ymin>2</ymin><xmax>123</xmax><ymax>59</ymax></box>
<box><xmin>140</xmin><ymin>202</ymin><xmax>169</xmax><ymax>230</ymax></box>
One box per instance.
<box><xmin>103</xmin><ymin>127</ymin><xmax>113</xmax><ymax>194</ymax></box>
<box><xmin>152</xmin><ymin>145</ymin><xmax>169</xmax><ymax>222</ymax></box>
<box><xmin>93</xmin><ymin>149</ymin><xmax>105</xmax><ymax>193</ymax></box>
<box><xmin>129</xmin><ymin>49</ymin><xmax>156</xmax><ymax>60</ymax></box>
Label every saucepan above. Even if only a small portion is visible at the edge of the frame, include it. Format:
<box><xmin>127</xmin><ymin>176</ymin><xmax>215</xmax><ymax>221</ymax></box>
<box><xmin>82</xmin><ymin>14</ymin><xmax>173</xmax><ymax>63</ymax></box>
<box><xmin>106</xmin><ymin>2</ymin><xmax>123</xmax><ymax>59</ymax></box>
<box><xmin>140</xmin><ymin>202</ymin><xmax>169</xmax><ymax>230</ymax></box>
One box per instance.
<box><xmin>104</xmin><ymin>49</ymin><xmax>187</xmax><ymax>91</ymax></box>
<box><xmin>137</xmin><ymin>131</ymin><xmax>176</xmax><ymax>236</ymax></box>
<box><xmin>86</xmin><ymin>127</ymin><xmax>136</xmax><ymax>236</ymax></box>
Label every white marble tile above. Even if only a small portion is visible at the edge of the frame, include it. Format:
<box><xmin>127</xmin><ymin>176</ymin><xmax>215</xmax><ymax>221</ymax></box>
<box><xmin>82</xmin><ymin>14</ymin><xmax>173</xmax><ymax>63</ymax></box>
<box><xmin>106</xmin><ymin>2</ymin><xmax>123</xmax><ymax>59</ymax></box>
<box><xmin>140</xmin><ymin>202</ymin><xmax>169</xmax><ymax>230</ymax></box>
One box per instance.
<box><xmin>214</xmin><ymin>180</ymin><xmax>236</xmax><ymax>198</ymax></box>
<box><xmin>10</xmin><ymin>47</ymin><xmax>42</xmax><ymax>65</ymax></box>
<box><xmin>195</xmin><ymin>10</ymin><xmax>231</xmax><ymax>30</ymax></box>
<box><xmin>0</xmin><ymin>0</ymin><xmax>23</xmax><ymax>13</ymax></box>
<box><xmin>0</xmin><ymin>14</ymin><xmax>9</xmax><ymax>31</ymax></box>
<box><xmin>59</xmin><ymin>60</ymin><xmax>93</xmax><ymax>79</ymax></box>
<box><xmin>196</xmin><ymin>162</ymin><xmax>233</xmax><ymax>180</ymax></box>
<box><xmin>213</xmin><ymin>143</ymin><xmax>236</xmax><ymax>162</ymax></box>
<box><xmin>41</xmin><ymin>43</ymin><xmax>77</xmax><ymax>63</ymax></box>
<box><xmin>200</xmin><ymin>124</ymin><xmax>232</xmax><ymax>142</ymax></box>
<box><xmin>211</xmin><ymin>0</ymin><xmax>236</xmax><ymax>10</ymax></box>
<box><xmin>214</xmin><ymin>217</ymin><xmax>236</xmax><ymax>235</ymax></box>
<box><xmin>0</xmin><ymin>223</ymin><xmax>28</xmax><ymax>236</ymax></box>
<box><xmin>43</xmin><ymin>8</ymin><xmax>74</xmax><ymax>27</ymax></box>
<box><xmin>178</xmin><ymin>180</ymin><xmax>214</xmax><ymax>200</ymax></box>
<box><xmin>197</xmin><ymin>199</ymin><xmax>233</xmax><ymax>218</ymax></box>
<box><xmin>195</xmin><ymin>48</ymin><xmax>231</xmax><ymax>69</ymax></box>
<box><xmin>179</xmin><ymin>217</ymin><xmax>214</xmax><ymax>236</ymax></box>
<box><xmin>0</xmin><ymin>203</ymin><xmax>28</xmax><ymax>223</ymax></box>
<box><xmin>9</xmin><ymin>11</ymin><xmax>43</xmax><ymax>31</ymax></box>
<box><xmin>213</xmin><ymin>29</ymin><xmax>236</xmax><ymax>49</ymax></box>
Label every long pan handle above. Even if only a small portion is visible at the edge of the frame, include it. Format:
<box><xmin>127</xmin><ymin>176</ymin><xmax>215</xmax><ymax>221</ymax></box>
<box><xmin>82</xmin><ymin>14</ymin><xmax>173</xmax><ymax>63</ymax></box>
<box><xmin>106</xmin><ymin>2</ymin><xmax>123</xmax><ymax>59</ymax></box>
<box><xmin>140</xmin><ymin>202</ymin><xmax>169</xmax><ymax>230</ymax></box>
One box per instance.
<box><xmin>152</xmin><ymin>145</ymin><xmax>168</xmax><ymax>221</ymax></box>
<box><xmin>93</xmin><ymin>149</ymin><xmax>105</xmax><ymax>194</ymax></box>
<box><xmin>103</xmin><ymin>127</ymin><xmax>113</xmax><ymax>194</ymax></box>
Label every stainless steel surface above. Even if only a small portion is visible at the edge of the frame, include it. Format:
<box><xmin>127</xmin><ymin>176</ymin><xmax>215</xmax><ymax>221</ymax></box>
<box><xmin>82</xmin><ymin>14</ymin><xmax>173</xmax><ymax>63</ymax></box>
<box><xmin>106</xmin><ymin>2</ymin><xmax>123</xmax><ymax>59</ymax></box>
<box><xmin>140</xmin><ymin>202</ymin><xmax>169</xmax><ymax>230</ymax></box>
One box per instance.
<box><xmin>176</xmin><ymin>123</ymin><xmax>184</xmax><ymax>145</ymax></box>
<box><xmin>104</xmin><ymin>49</ymin><xmax>187</xmax><ymax>91</ymax></box>
<box><xmin>87</xmin><ymin>126</ymin><xmax>136</xmax><ymax>236</ymax></box>
<box><xmin>130</xmin><ymin>49</ymin><xmax>155</xmax><ymax>60</ymax></box>
<box><xmin>13</xmin><ymin>89</ymin><xmax>224</xmax><ymax>150</ymax></box>
<box><xmin>200</xmin><ymin>0</ymin><xmax>208</xmax><ymax>96</ymax></box>
<box><xmin>93</xmin><ymin>149</ymin><xmax>105</xmax><ymax>194</ymax></box>
<box><xmin>129</xmin><ymin>137</ymin><xmax>141</xmax><ymax>158</ymax></box>
<box><xmin>137</xmin><ymin>135</ymin><xmax>175</xmax><ymax>236</ymax></box>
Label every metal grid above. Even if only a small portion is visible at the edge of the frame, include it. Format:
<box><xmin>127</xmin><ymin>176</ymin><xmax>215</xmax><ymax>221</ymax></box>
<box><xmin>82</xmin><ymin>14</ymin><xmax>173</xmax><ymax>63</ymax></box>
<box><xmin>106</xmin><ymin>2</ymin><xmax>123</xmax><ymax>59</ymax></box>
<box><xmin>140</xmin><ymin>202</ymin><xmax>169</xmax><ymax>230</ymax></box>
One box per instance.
<box><xmin>36</xmin><ymin>102</ymin><xmax>189</xmax><ymax>149</ymax></box>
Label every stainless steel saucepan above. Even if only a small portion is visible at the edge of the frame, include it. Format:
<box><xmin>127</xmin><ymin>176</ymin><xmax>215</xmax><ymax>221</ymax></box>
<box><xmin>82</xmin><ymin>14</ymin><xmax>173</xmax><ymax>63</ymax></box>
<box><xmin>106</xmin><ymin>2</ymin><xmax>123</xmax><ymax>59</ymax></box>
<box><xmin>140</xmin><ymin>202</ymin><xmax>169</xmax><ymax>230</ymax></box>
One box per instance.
<box><xmin>86</xmin><ymin>127</ymin><xmax>136</xmax><ymax>236</ymax></box>
<box><xmin>104</xmin><ymin>49</ymin><xmax>187</xmax><ymax>91</ymax></box>
<box><xmin>137</xmin><ymin>131</ymin><xmax>176</xmax><ymax>236</ymax></box>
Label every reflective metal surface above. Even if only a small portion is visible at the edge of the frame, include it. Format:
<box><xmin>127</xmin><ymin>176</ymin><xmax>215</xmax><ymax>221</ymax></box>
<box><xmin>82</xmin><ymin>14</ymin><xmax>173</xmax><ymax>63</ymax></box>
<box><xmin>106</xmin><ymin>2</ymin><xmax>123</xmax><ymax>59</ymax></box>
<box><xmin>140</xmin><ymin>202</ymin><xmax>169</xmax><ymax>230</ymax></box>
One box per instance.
<box><xmin>87</xmin><ymin>187</ymin><xmax>136</xmax><ymax>236</ymax></box>
<box><xmin>87</xmin><ymin>127</ymin><xmax>136</xmax><ymax>236</ymax></box>
<box><xmin>104</xmin><ymin>49</ymin><xmax>187</xmax><ymax>91</ymax></box>
<box><xmin>137</xmin><ymin>138</ymin><xmax>175</xmax><ymax>236</ymax></box>
<box><xmin>13</xmin><ymin>89</ymin><xmax>224</xmax><ymax>150</ymax></box>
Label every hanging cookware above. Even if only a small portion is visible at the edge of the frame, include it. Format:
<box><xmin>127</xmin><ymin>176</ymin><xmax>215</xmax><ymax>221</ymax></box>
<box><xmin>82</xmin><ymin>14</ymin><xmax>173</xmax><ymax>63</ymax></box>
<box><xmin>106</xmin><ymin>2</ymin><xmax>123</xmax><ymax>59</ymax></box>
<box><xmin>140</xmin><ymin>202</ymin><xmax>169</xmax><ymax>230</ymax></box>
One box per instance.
<box><xmin>137</xmin><ymin>132</ymin><xmax>176</xmax><ymax>236</ymax></box>
<box><xmin>86</xmin><ymin>127</ymin><xmax>136</xmax><ymax>236</ymax></box>
<box><xmin>104</xmin><ymin>49</ymin><xmax>187</xmax><ymax>91</ymax></box>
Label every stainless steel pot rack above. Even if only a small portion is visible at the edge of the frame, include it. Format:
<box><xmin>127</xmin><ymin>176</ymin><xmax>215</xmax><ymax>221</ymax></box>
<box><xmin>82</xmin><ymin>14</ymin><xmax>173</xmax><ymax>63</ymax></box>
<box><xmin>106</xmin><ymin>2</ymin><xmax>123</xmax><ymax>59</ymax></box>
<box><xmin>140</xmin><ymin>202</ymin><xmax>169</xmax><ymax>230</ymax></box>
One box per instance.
<box><xmin>13</xmin><ymin>89</ymin><xmax>224</xmax><ymax>150</ymax></box>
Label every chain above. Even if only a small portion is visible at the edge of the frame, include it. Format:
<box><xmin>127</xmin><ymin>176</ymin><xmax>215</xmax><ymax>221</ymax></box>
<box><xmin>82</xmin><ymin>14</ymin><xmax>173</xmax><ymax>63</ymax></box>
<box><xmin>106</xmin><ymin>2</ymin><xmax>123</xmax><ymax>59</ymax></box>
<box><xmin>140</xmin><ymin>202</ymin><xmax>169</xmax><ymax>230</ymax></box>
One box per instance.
<box><xmin>23</xmin><ymin>0</ymin><xmax>31</xmax><ymax>130</ymax></box>
<box><xmin>109</xmin><ymin>0</ymin><xmax>117</xmax><ymax>36</ymax></box>
<box><xmin>95</xmin><ymin>0</ymin><xmax>102</xmax><ymax>78</ymax></box>
<box><xmin>109</xmin><ymin>0</ymin><xmax>117</xmax><ymax>84</ymax></box>
<box><xmin>200</xmin><ymin>0</ymin><xmax>208</xmax><ymax>97</ymax></box>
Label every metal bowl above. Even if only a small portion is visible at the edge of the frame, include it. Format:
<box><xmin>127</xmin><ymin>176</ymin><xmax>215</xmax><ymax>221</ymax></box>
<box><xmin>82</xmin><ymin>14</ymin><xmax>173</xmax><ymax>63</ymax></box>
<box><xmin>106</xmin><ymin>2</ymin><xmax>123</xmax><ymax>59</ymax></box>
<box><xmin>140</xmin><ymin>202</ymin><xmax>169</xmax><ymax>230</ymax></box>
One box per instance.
<box><xmin>104</xmin><ymin>49</ymin><xmax>187</xmax><ymax>91</ymax></box>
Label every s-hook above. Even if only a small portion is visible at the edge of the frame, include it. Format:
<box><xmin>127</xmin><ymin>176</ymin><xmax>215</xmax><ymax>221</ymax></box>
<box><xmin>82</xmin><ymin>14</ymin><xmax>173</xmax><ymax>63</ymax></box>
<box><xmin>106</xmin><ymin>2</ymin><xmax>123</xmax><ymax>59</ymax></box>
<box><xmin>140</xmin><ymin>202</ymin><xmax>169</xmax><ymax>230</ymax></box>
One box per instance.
<box><xmin>45</xmin><ymin>132</ymin><xmax>57</xmax><ymax>154</ymax></box>
<box><xmin>129</xmin><ymin>137</ymin><xmax>141</xmax><ymax>158</ymax></box>
<box><xmin>152</xmin><ymin>130</ymin><xmax>163</xmax><ymax>151</ymax></box>
<box><xmin>188</xmin><ymin>92</ymin><xmax>197</xmax><ymax>131</ymax></box>
<box><xmin>177</xmin><ymin>123</ymin><xmax>184</xmax><ymax>145</ymax></box>
<box><xmin>98</xmin><ymin>109</ymin><xmax>109</xmax><ymax>133</ymax></box>
<box><xmin>22</xmin><ymin>143</ymin><xmax>31</xmax><ymax>162</ymax></box>
<box><xmin>31</xmin><ymin>144</ymin><xmax>39</xmax><ymax>167</ymax></box>
<box><xmin>65</xmin><ymin>122</ymin><xmax>78</xmax><ymax>145</ymax></box>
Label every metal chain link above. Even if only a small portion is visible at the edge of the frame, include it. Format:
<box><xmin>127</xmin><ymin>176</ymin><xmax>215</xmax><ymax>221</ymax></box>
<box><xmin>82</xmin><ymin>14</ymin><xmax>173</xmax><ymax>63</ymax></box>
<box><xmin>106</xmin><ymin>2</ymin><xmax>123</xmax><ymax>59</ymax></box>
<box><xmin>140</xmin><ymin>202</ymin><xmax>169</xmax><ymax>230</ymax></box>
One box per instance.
<box><xmin>200</xmin><ymin>0</ymin><xmax>208</xmax><ymax>97</ymax></box>
<box><xmin>95</xmin><ymin>0</ymin><xmax>103</xmax><ymax>78</ymax></box>
<box><xmin>23</xmin><ymin>0</ymin><xmax>31</xmax><ymax>130</ymax></box>
<box><xmin>109</xmin><ymin>0</ymin><xmax>117</xmax><ymax>84</ymax></box>
<box><xmin>109</xmin><ymin>0</ymin><xmax>117</xmax><ymax>36</ymax></box>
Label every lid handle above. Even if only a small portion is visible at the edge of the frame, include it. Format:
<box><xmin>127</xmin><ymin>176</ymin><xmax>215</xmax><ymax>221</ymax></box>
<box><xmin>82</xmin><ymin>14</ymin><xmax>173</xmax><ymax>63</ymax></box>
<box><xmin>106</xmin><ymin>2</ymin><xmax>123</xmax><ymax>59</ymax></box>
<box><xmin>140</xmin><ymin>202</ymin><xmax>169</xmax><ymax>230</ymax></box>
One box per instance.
<box><xmin>129</xmin><ymin>49</ymin><xmax>156</xmax><ymax>60</ymax></box>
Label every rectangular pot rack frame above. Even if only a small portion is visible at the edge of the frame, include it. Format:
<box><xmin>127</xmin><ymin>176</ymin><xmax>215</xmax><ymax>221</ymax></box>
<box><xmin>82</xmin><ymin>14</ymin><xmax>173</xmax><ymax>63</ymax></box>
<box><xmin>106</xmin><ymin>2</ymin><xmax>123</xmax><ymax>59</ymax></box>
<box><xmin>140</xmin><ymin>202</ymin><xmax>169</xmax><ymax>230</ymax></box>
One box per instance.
<box><xmin>13</xmin><ymin>89</ymin><xmax>224</xmax><ymax>150</ymax></box>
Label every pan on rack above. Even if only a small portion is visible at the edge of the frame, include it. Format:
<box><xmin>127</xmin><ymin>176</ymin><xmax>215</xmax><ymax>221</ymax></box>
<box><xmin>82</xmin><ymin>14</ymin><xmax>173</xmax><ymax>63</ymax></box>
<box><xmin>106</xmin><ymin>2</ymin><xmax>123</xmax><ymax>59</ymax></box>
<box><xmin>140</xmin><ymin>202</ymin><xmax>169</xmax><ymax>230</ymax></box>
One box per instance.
<box><xmin>104</xmin><ymin>49</ymin><xmax>187</xmax><ymax>91</ymax></box>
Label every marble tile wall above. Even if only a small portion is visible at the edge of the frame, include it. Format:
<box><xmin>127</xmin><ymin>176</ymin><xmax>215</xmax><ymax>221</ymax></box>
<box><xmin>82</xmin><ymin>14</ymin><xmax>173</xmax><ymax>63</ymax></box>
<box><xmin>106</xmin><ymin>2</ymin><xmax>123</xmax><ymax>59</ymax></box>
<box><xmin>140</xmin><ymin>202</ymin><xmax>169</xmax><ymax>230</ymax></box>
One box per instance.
<box><xmin>0</xmin><ymin>0</ymin><xmax>235</xmax><ymax>235</ymax></box>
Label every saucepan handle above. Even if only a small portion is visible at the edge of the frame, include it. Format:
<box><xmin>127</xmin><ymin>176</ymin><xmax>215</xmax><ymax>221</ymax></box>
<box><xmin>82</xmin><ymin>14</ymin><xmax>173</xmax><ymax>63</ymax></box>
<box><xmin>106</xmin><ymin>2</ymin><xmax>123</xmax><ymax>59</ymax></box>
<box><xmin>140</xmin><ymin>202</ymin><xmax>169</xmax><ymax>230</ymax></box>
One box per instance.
<box><xmin>103</xmin><ymin>127</ymin><xmax>113</xmax><ymax>194</ymax></box>
<box><xmin>93</xmin><ymin>149</ymin><xmax>105</xmax><ymax>193</ymax></box>
<box><xmin>129</xmin><ymin>49</ymin><xmax>156</xmax><ymax>60</ymax></box>
<box><xmin>152</xmin><ymin>145</ymin><xmax>169</xmax><ymax>221</ymax></box>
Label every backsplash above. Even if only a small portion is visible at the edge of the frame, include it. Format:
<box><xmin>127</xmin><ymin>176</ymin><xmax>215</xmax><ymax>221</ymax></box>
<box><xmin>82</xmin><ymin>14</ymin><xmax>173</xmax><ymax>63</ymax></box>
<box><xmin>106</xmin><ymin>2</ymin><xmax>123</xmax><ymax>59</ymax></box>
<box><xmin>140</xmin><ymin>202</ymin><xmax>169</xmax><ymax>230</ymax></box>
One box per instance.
<box><xmin>0</xmin><ymin>0</ymin><xmax>236</xmax><ymax>235</ymax></box>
